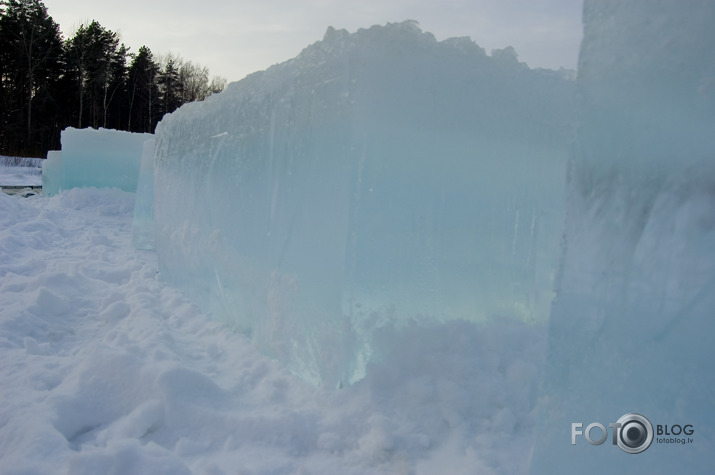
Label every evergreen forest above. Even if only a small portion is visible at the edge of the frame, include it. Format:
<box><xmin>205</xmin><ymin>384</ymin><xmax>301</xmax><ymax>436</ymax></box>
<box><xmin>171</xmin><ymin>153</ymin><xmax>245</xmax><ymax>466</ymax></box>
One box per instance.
<box><xmin>0</xmin><ymin>0</ymin><xmax>227</xmax><ymax>156</ymax></box>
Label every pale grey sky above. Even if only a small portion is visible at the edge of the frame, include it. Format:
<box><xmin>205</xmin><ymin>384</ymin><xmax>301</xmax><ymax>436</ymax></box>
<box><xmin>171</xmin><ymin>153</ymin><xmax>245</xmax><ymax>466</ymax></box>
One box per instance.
<box><xmin>42</xmin><ymin>0</ymin><xmax>584</xmax><ymax>82</ymax></box>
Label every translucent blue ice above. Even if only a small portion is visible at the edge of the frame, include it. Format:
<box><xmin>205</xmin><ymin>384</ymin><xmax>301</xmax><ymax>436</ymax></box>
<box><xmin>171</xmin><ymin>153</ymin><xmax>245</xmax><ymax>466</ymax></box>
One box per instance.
<box><xmin>530</xmin><ymin>1</ymin><xmax>715</xmax><ymax>473</ymax></box>
<box><xmin>41</xmin><ymin>127</ymin><xmax>153</xmax><ymax>196</ymax></box>
<box><xmin>153</xmin><ymin>22</ymin><xmax>575</xmax><ymax>386</ymax></box>
<box><xmin>41</xmin><ymin>151</ymin><xmax>62</xmax><ymax>195</ymax></box>
<box><xmin>132</xmin><ymin>139</ymin><xmax>157</xmax><ymax>250</ymax></box>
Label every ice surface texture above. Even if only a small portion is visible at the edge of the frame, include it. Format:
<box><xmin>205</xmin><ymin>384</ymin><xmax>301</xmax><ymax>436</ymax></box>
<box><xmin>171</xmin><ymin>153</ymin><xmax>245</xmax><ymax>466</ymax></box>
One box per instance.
<box><xmin>530</xmin><ymin>1</ymin><xmax>715</xmax><ymax>473</ymax></box>
<box><xmin>41</xmin><ymin>127</ymin><xmax>153</xmax><ymax>196</ymax></box>
<box><xmin>154</xmin><ymin>21</ymin><xmax>574</xmax><ymax>386</ymax></box>
<box><xmin>132</xmin><ymin>139</ymin><xmax>157</xmax><ymax>250</ymax></box>
<box><xmin>41</xmin><ymin>150</ymin><xmax>62</xmax><ymax>194</ymax></box>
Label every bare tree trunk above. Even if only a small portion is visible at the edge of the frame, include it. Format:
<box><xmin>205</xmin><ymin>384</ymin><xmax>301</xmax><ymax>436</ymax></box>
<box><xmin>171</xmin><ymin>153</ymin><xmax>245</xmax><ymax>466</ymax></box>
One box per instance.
<box><xmin>78</xmin><ymin>74</ymin><xmax>84</xmax><ymax>128</ymax></box>
<box><xmin>26</xmin><ymin>73</ymin><xmax>33</xmax><ymax>147</ymax></box>
<box><xmin>24</xmin><ymin>26</ymin><xmax>35</xmax><ymax>148</ymax></box>
<box><xmin>147</xmin><ymin>77</ymin><xmax>153</xmax><ymax>133</ymax></box>
<box><xmin>102</xmin><ymin>82</ymin><xmax>108</xmax><ymax>128</ymax></box>
<box><xmin>127</xmin><ymin>80</ymin><xmax>136</xmax><ymax>131</ymax></box>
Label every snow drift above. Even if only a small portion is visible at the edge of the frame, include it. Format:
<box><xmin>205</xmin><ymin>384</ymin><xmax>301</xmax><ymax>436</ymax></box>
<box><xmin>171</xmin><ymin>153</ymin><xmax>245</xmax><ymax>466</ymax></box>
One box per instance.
<box><xmin>0</xmin><ymin>188</ymin><xmax>546</xmax><ymax>473</ymax></box>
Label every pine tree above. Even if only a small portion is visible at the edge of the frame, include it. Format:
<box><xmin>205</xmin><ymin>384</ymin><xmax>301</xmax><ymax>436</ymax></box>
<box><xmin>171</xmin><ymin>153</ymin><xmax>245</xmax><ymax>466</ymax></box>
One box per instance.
<box><xmin>1</xmin><ymin>1</ymin><xmax>226</xmax><ymax>155</ymax></box>
<box><xmin>127</xmin><ymin>45</ymin><xmax>159</xmax><ymax>133</ymax></box>
<box><xmin>105</xmin><ymin>43</ymin><xmax>129</xmax><ymax>130</ymax></box>
<box><xmin>0</xmin><ymin>0</ymin><xmax>62</xmax><ymax>154</ymax></box>
<box><xmin>64</xmin><ymin>21</ymin><xmax>125</xmax><ymax>129</ymax></box>
<box><xmin>159</xmin><ymin>54</ymin><xmax>182</xmax><ymax>116</ymax></box>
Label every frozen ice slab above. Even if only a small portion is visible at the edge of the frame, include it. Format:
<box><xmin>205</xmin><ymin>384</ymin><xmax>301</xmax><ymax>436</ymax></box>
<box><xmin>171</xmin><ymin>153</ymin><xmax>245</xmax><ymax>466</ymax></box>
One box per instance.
<box><xmin>42</xmin><ymin>127</ymin><xmax>153</xmax><ymax>196</ymax></box>
<box><xmin>530</xmin><ymin>1</ymin><xmax>715</xmax><ymax>473</ymax></box>
<box><xmin>154</xmin><ymin>21</ymin><xmax>575</xmax><ymax>386</ymax></box>
<box><xmin>132</xmin><ymin>139</ymin><xmax>157</xmax><ymax>250</ymax></box>
<box><xmin>41</xmin><ymin>151</ymin><xmax>62</xmax><ymax>195</ymax></box>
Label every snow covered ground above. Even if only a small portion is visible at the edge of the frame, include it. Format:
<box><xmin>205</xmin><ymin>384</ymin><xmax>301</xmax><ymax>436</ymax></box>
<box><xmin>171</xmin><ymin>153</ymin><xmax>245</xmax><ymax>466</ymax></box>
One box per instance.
<box><xmin>0</xmin><ymin>157</ymin><xmax>42</xmax><ymax>187</ymax></box>
<box><xmin>0</xmin><ymin>188</ymin><xmax>546</xmax><ymax>474</ymax></box>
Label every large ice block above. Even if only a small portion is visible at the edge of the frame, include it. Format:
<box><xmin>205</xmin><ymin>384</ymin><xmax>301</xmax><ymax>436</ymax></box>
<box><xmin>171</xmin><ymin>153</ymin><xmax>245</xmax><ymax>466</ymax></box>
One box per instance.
<box><xmin>530</xmin><ymin>1</ymin><xmax>715</xmax><ymax>473</ymax></box>
<box><xmin>41</xmin><ymin>151</ymin><xmax>62</xmax><ymax>195</ymax></box>
<box><xmin>154</xmin><ymin>21</ymin><xmax>574</xmax><ymax>385</ymax></box>
<box><xmin>131</xmin><ymin>139</ymin><xmax>157</xmax><ymax>250</ymax></box>
<box><xmin>41</xmin><ymin>127</ymin><xmax>153</xmax><ymax>196</ymax></box>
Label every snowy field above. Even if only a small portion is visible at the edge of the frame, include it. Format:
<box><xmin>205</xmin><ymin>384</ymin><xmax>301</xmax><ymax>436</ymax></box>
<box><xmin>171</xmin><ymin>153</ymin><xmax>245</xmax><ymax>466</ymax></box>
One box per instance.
<box><xmin>0</xmin><ymin>157</ymin><xmax>42</xmax><ymax>187</ymax></box>
<box><xmin>0</xmin><ymin>188</ymin><xmax>546</xmax><ymax>474</ymax></box>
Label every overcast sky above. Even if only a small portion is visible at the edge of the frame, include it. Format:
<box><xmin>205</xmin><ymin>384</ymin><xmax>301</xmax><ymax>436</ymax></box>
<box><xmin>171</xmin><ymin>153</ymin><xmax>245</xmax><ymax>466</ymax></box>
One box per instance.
<box><xmin>42</xmin><ymin>0</ymin><xmax>584</xmax><ymax>83</ymax></box>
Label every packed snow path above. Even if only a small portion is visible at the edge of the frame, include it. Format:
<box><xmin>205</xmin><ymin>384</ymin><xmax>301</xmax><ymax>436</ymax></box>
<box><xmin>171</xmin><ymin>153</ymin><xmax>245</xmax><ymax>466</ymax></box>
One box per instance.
<box><xmin>0</xmin><ymin>189</ymin><xmax>545</xmax><ymax>474</ymax></box>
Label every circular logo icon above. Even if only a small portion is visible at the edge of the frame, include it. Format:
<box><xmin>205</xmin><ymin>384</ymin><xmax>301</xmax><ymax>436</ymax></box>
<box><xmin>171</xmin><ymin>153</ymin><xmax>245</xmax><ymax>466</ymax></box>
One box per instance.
<box><xmin>616</xmin><ymin>413</ymin><xmax>653</xmax><ymax>454</ymax></box>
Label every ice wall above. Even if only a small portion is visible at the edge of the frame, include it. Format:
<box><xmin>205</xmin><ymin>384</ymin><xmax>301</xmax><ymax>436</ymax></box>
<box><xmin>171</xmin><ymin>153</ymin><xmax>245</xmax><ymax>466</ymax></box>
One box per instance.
<box><xmin>41</xmin><ymin>127</ymin><xmax>153</xmax><ymax>196</ymax></box>
<box><xmin>154</xmin><ymin>21</ymin><xmax>574</xmax><ymax>386</ymax></box>
<box><xmin>131</xmin><ymin>139</ymin><xmax>157</xmax><ymax>250</ymax></box>
<box><xmin>530</xmin><ymin>1</ymin><xmax>715</xmax><ymax>473</ymax></box>
<box><xmin>41</xmin><ymin>151</ymin><xmax>62</xmax><ymax>195</ymax></box>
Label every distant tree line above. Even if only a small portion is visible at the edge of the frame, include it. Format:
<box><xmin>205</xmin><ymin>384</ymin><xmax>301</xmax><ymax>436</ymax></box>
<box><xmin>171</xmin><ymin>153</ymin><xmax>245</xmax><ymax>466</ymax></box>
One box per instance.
<box><xmin>0</xmin><ymin>0</ymin><xmax>227</xmax><ymax>156</ymax></box>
